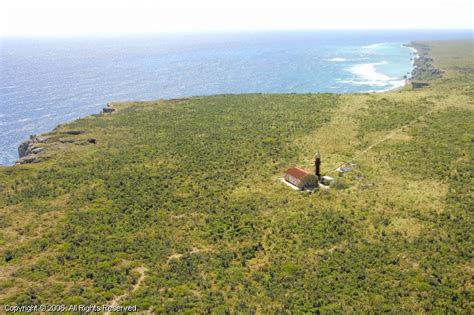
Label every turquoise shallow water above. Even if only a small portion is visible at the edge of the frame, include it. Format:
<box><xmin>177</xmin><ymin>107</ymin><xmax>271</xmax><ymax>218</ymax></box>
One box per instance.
<box><xmin>0</xmin><ymin>30</ymin><xmax>472</xmax><ymax>164</ymax></box>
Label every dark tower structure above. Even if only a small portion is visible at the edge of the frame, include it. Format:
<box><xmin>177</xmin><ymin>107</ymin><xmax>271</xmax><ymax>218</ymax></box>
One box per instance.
<box><xmin>315</xmin><ymin>151</ymin><xmax>321</xmax><ymax>181</ymax></box>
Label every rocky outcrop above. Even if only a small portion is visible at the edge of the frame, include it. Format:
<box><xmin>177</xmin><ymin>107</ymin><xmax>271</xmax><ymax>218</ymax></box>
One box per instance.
<box><xmin>407</xmin><ymin>42</ymin><xmax>444</xmax><ymax>83</ymax></box>
<box><xmin>102</xmin><ymin>107</ymin><xmax>115</xmax><ymax>113</ymax></box>
<box><xmin>30</xmin><ymin>148</ymin><xmax>44</xmax><ymax>154</ymax></box>
<box><xmin>18</xmin><ymin>135</ymin><xmax>48</xmax><ymax>158</ymax></box>
<box><xmin>18</xmin><ymin>155</ymin><xmax>41</xmax><ymax>164</ymax></box>
<box><xmin>411</xmin><ymin>82</ymin><xmax>430</xmax><ymax>89</ymax></box>
<box><xmin>17</xmin><ymin>134</ymin><xmax>49</xmax><ymax>164</ymax></box>
<box><xmin>58</xmin><ymin>138</ymin><xmax>75</xmax><ymax>143</ymax></box>
<box><xmin>62</xmin><ymin>130</ymin><xmax>84</xmax><ymax>135</ymax></box>
<box><xmin>102</xmin><ymin>102</ymin><xmax>116</xmax><ymax>113</ymax></box>
<box><xmin>15</xmin><ymin>102</ymin><xmax>109</xmax><ymax>165</ymax></box>
<box><xmin>18</xmin><ymin>141</ymin><xmax>31</xmax><ymax>158</ymax></box>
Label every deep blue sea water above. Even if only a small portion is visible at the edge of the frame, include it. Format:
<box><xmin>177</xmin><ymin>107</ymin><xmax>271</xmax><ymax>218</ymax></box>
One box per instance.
<box><xmin>0</xmin><ymin>30</ymin><xmax>472</xmax><ymax>165</ymax></box>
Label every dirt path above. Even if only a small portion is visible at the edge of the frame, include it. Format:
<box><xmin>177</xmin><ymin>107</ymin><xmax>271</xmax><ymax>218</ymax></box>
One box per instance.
<box><xmin>104</xmin><ymin>266</ymin><xmax>147</xmax><ymax>315</ymax></box>
<box><xmin>332</xmin><ymin>109</ymin><xmax>436</xmax><ymax>173</ymax></box>
<box><xmin>166</xmin><ymin>246</ymin><xmax>213</xmax><ymax>264</ymax></box>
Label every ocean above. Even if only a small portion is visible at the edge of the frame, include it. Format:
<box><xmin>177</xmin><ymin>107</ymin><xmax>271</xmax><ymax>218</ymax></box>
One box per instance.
<box><xmin>0</xmin><ymin>30</ymin><xmax>472</xmax><ymax>165</ymax></box>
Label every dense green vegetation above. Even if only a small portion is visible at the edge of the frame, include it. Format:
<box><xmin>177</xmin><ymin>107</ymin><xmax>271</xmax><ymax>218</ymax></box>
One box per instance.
<box><xmin>0</xmin><ymin>40</ymin><xmax>473</xmax><ymax>313</ymax></box>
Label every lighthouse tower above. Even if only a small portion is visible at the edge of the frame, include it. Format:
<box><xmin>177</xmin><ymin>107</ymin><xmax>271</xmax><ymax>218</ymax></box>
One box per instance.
<box><xmin>315</xmin><ymin>151</ymin><xmax>321</xmax><ymax>182</ymax></box>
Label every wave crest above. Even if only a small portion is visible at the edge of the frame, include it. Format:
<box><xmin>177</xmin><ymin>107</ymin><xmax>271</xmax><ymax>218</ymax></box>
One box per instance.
<box><xmin>326</xmin><ymin>57</ymin><xmax>347</xmax><ymax>62</ymax></box>
<box><xmin>340</xmin><ymin>61</ymin><xmax>406</xmax><ymax>91</ymax></box>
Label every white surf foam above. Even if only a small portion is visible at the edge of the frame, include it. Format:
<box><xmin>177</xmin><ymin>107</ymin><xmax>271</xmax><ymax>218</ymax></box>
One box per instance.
<box><xmin>340</xmin><ymin>61</ymin><xmax>407</xmax><ymax>92</ymax></box>
<box><xmin>326</xmin><ymin>57</ymin><xmax>347</xmax><ymax>62</ymax></box>
<box><xmin>403</xmin><ymin>45</ymin><xmax>420</xmax><ymax>66</ymax></box>
<box><xmin>362</xmin><ymin>43</ymin><xmax>382</xmax><ymax>49</ymax></box>
<box><xmin>346</xmin><ymin>61</ymin><xmax>391</xmax><ymax>86</ymax></box>
<box><xmin>374</xmin><ymin>79</ymin><xmax>406</xmax><ymax>93</ymax></box>
<box><xmin>404</xmin><ymin>45</ymin><xmax>417</xmax><ymax>54</ymax></box>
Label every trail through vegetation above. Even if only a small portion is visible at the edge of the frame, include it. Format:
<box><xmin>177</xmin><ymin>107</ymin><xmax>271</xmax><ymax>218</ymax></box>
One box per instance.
<box><xmin>331</xmin><ymin>107</ymin><xmax>438</xmax><ymax>173</ymax></box>
<box><xmin>104</xmin><ymin>266</ymin><xmax>147</xmax><ymax>315</ymax></box>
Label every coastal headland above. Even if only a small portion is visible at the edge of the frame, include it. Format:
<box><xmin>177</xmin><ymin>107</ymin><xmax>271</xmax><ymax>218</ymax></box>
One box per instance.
<box><xmin>0</xmin><ymin>40</ymin><xmax>472</xmax><ymax>313</ymax></box>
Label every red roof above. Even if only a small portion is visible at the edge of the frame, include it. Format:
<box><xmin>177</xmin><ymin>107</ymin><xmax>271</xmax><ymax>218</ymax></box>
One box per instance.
<box><xmin>285</xmin><ymin>167</ymin><xmax>310</xmax><ymax>180</ymax></box>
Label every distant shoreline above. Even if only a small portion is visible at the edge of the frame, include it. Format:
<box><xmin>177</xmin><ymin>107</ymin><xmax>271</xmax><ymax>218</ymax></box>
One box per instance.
<box><xmin>405</xmin><ymin>41</ymin><xmax>444</xmax><ymax>82</ymax></box>
<box><xmin>373</xmin><ymin>43</ymin><xmax>420</xmax><ymax>94</ymax></box>
<box><xmin>1</xmin><ymin>39</ymin><xmax>426</xmax><ymax>165</ymax></box>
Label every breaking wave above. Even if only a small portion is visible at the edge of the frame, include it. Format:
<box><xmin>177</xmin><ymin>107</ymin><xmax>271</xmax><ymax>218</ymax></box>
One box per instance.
<box><xmin>362</xmin><ymin>43</ymin><xmax>383</xmax><ymax>49</ymax></box>
<box><xmin>339</xmin><ymin>61</ymin><xmax>406</xmax><ymax>91</ymax></box>
<box><xmin>326</xmin><ymin>57</ymin><xmax>347</xmax><ymax>62</ymax></box>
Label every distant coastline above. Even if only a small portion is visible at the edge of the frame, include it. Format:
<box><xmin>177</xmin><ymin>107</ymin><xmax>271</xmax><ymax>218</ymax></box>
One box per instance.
<box><xmin>10</xmin><ymin>42</ymin><xmax>427</xmax><ymax>166</ymax></box>
<box><xmin>335</xmin><ymin>42</ymin><xmax>416</xmax><ymax>94</ymax></box>
<box><xmin>1</xmin><ymin>31</ymin><xmax>461</xmax><ymax>165</ymax></box>
<box><xmin>375</xmin><ymin>42</ymin><xmax>420</xmax><ymax>93</ymax></box>
<box><xmin>405</xmin><ymin>41</ymin><xmax>444</xmax><ymax>82</ymax></box>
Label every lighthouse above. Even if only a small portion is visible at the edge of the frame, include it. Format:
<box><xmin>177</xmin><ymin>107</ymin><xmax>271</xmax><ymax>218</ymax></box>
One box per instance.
<box><xmin>315</xmin><ymin>151</ymin><xmax>321</xmax><ymax>182</ymax></box>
